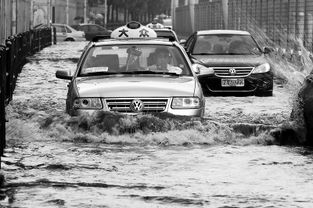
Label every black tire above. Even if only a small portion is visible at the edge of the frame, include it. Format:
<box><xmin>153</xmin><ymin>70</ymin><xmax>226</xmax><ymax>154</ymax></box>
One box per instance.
<box><xmin>65</xmin><ymin>38</ymin><xmax>75</xmax><ymax>41</ymax></box>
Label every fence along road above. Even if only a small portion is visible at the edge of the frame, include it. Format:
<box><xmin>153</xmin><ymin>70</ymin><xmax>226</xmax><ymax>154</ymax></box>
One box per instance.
<box><xmin>0</xmin><ymin>28</ymin><xmax>52</xmax><ymax>169</ymax></box>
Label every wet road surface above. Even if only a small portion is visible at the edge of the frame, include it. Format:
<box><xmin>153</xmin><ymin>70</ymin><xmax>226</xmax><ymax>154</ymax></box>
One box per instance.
<box><xmin>1</xmin><ymin>41</ymin><xmax>313</xmax><ymax>208</ymax></box>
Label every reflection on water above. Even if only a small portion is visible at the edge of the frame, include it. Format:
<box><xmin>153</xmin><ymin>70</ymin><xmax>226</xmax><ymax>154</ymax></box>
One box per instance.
<box><xmin>2</xmin><ymin>141</ymin><xmax>313</xmax><ymax>207</ymax></box>
<box><xmin>2</xmin><ymin>40</ymin><xmax>313</xmax><ymax>207</ymax></box>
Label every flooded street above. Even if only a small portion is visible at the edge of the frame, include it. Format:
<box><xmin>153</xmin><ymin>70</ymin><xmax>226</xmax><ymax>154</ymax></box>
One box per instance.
<box><xmin>2</xmin><ymin>41</ymin><xmax>313</xmax><ymax>207</ymax></box>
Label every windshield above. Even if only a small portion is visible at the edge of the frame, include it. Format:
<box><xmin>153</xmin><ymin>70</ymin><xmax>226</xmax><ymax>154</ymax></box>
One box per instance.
<box><xmin>192</xmin><ymin>34</ymin><xmax>262</xmax><ymax>55</ymax></box>
<box><xmin>79</xmin><ymin>44</ymin><xmax>191</xmax><ymax>76</ymax></box>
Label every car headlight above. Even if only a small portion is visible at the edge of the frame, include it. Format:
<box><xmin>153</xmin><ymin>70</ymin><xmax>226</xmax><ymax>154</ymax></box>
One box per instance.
<box><xmin>73</xmin><ymin>98</ymin><xmax>102</xmax><ymax>109</ymax></box>
<box><xmin>171</xmin><ymin>97</ymin><xmax>201</xmax><ymax>109</ymax></box>
<box><xmin>252</xmin><ymin>63</ymin><xmax>270</xmax><ymax>74</ymax></box>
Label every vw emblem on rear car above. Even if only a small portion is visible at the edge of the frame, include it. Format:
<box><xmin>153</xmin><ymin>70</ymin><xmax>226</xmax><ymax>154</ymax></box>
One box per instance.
<box><xmin>130</xmin><ymin>99</ymin><xmax>144</xmax><ymax>112</ymax></box>
<box><xmin>229</xmin><ymin>68</ymin><xmax>236</xmax><ymax>75</ymax></box>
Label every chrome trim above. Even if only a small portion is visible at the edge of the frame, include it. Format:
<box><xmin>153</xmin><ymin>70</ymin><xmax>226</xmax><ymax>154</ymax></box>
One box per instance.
<box><xmin>213</xmin><ymin>66</ymin><xmax>254</xmax><ymax>77</ymax></box>
<box><xmin>105</xmin><ymin>98</ymin><xmax>169</xmax><ymax>113</ymax></box>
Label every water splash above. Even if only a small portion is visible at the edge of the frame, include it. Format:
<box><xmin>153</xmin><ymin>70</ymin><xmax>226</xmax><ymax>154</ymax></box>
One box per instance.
<box><xmin>5</xmin><ymin>111</ymin><xmax>275</xmax><ymax>146</ymax></box>
<box><xmin>235</xmin><ymin>5</ymin><xmax>313</xmax><ymax>144</ymax></box>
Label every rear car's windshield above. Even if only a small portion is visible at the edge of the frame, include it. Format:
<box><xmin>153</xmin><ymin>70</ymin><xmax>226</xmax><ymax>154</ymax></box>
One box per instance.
<box><xmin>155</xmin><ymin>31</ymin><xmax>177</xmax><ymax>41</ymax></box>
<box><xmin>192</xmin><ymin>34</ymin><xmax>262</xmax><ymax>55</ymax></box>
<box><xmin>79</xmin><ymin>44</ymin><xmax>191</xmax><ymax>76</ymax></box>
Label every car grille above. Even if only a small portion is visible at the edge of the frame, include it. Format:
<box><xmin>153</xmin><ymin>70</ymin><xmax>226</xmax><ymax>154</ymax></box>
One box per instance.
<box><xmin>106</xmin><ymin>98</ymin><xmax>168</xmax><ymax>113</ymax></box>
<box><xmin>213</xmin><ymin>67</ymin><xmax>254</xmax><ymax>77</ymax></box>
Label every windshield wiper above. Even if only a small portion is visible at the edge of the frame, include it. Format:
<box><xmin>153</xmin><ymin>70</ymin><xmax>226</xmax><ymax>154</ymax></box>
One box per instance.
<box><xmin>80</xmin><ymin>72</ymin><xmax>117</xmax><ymax>76</ymax></box>
<box><xmin>119</xmin><ymin>70</ymin><xmax>180</xmax><ymax>76</ymax></box>
<box><xmin>227</xmin><ymin>53</ymin><xmax>254</xmax><ymax>55</ymax></box>
<box><xmin>192</xmin><ymin>53</ymin><xmax>216</xmax><ymax>55</ymax></box>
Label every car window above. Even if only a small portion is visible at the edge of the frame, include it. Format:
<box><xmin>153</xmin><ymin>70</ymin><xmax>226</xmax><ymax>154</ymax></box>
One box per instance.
<box><xmin>54</xmin><ymin>25</ymin><xmax>66</xmax><ymax>33</ymax></box>
<box><xmin>80</xmin><ymin>25</ymin><xmax>88</xmax><ymax>32</ymax></box>
<box><xmin>192</xmin><ymin>34</ymin><xmax>262</xmax><ymax>55</ymax></box>
<box><xmin>80</xmin><ymin>45</ymin><xmax>191</xmax><ymax>76</ymax></box>
<box><xmin>88</xmin><ymin>25</ymin><xmax>99</xmax><ymax>32</ymax></box>
<box><xmin>71</xmin><ymin>25</ymin><xmax>80</xmax><ymax>30</ymax></box>
<box><xmin>65</xmin><ymin>26</ymin><xmax>72</xmax><ymax>33</ymax></box>
<box><xmin>96</xmin><ymin>25</ymin><xmax>106</xmax><ymax>31</ymax></box>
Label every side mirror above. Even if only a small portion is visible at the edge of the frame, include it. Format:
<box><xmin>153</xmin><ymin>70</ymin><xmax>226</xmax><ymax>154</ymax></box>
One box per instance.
<box><xmin>192</xmin><ymin>64</ymin><xmax>214</xmax><ymax>76</ymax></box>
<box><xmin>192</xmin><ymin>64</ymin><xmax>214</xmax><ymax>75</ymax></box>
<box><xmin>180</xmin><ymin>39</ymin><xmax>186</xmax><ymax>46</ymax></box>
<box><xmin>191</xmin><ymin>64</ymin><xmax>201</xmax><ymax>74</ymax></box>
<box><xmin>56</xmin><ymin>70</ymin><xmax>72</xmax><ymax>80</ymax></box>
<box><xmin>263</xmin><ymin>46</ymin><xmax>275</xmax><ymax>54</ymax></box>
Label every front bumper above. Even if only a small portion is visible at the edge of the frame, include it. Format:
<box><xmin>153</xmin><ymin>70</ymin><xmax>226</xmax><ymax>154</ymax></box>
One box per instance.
<box><xmin>198</xmin><ymin>72</ymin><xmax>273</xmax><ymax>95</ymax></box>
<box><xmin>67</xmin><ymin>97</ymin><xmax>205</xmax><ymax>117</ymax></box>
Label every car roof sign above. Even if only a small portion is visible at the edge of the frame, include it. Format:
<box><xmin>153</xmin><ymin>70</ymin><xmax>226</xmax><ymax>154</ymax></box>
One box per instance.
<box><xmin>110</xmin><ymin>21</ymin><xmax>157</xmax><ymax>39</ymax></box>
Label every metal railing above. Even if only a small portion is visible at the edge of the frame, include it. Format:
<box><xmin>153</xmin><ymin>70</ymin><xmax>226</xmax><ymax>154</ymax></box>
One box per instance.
<box><xmin>0</xmin><ymin>27</ymin><xmax>52</xmax><ymax>168</ymax></box>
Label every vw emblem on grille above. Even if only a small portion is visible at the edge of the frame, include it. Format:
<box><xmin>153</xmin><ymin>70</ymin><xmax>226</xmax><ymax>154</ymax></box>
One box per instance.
<box><xmin>229</xmin><ymin>68</ymin><xmax>237</xmax><ymax>75</ymax></box>
<box><xmin>130</xmin><ymin>99</ymin><xmax>144</xmax><ymax>112</ymax></box>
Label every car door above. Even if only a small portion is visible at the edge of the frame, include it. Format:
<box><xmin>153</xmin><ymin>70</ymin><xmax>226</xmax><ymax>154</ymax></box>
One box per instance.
<box><xmin>89</xmin><ymin>25</ymin><xmax>99</xmax><ymax>38</ymax></box>
<box><xmin>82</xmin><ymin>25</ymin><xmax>95</xmax><ymax>40</ymax></box>
<box><xmin>95</xmin><ymin>25</ymin><xmax>110</xmax><ymax>35</ymax></box>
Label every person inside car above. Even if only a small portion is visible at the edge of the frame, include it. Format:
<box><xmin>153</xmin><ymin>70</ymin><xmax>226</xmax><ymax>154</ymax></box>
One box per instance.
<box><xmin>124</xmin><ymin>46</ymin><xmax>145</xmax><ymax>71</ymax></box>
<box><xmin>148</xmin><ymin>48</ymin><xmax>182</xmax><ymax>74</ymax></box>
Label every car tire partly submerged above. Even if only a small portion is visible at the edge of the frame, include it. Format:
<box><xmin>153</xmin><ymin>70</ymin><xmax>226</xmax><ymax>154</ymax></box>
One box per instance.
<box><xmin>65</xmin><ymin>38</ymin><xmax>75</xmax><ymax>41</ymax></box>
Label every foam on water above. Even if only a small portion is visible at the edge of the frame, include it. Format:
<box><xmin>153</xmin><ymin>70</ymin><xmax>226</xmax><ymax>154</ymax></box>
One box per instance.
<box><xmin>6</xmin><ymin>110</ymin><xmax>276</xmax><ymax>147</ymax></box>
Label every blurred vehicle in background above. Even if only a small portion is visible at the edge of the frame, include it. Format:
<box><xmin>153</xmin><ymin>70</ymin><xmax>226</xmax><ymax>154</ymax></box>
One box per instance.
<box><xmin>52</xmin><ymin>23</ymin><xmax>85</xmax><ymax>41</ymax></box>
<box><xmin>162</xmin><ymin>17</ymin><xmax>172</xmax><ymax>29</ymax></box>
<box><xmin>183</xmin><ymin>30</ymin><xmax>274</xmax><ymax>96</ymax></box>
<box><xmin>71</xmin><ymin>23</ymin><xmax>112</xmax><ymax>41</ymax></box>
<box><xmin>153</xmin><ymin>28</ymin><xmax>179</xmax><ymax>42</ymax></box>
<box><xmin>147</xmin><ymin>18</ymin><xmax>164</xmax><ymax>29</ymax></box>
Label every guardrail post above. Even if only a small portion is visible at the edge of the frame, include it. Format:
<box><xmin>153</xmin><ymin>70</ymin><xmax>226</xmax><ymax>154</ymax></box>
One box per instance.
<box><xmin>53</xmin><ymin>27</ymin><xmax>57</xmax><ymax>44</ymax></box>
<box><xmin>5</xmin><ymin>39</ymin><xmax>13</xmax><ymax>103</ymax></box>
<box><xmin>0</xmin><ymin>45</ymin><xmax>7</xmax><ymax>168</ymax></box>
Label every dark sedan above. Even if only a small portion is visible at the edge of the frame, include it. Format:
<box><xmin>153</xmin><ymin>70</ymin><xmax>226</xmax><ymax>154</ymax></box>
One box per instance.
<box><xmin>71</xmin><ymin>23</ymin><xmax>112</xmax><ymax>41</ymax></box>
<box><xmin>184</xmin><ymin>30</ymin><xmax>274</xmax><ymax>96</ymax></box>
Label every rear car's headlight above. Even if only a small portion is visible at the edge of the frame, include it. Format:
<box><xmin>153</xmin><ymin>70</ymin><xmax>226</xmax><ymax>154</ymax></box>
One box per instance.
<box><xmin>171</xmin><ymin>97</ymin><xmax>201</xmax><ymax>109</ymax></box>
<box><xmin>73</xmin><ymin>98</ymin><xmax>102</xmax><ymax>109</ymax></box>
<box><xmin>252</xmin><ymin>63</ymin><xmax>270</xmax><ymax>74</ymax></box>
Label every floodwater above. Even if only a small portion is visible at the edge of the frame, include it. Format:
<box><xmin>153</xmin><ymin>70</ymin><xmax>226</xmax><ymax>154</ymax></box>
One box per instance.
<box><xmin>1</xmin><ymin>41</ymin><xmax>313</xmax><ymax>208</ymax></box>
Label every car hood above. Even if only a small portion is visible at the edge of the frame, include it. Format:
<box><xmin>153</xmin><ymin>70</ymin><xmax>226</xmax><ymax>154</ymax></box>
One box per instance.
<box><xmin>194</xmin><ymin>54</ymin><xmax>267</xmax><ymax>67</ymax></box>
<box><xmin>76</xmin><ymin>75</ymin><xmax>196</xmax><ymax>97</ymax></box>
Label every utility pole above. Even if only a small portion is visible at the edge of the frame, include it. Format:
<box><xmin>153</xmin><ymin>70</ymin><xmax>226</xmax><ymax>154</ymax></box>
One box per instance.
<box><xmin>104</xmin><ymin>0</ymin><xmax>107</xmax><ymax>26</ymax></box>
<box><xmin>30</xmin><ymin>0</ymin><xmax>34</xmax><ymax>27</ymax></box>
<box><xmin>66</xmin><ymin>0</ymin><xmax>69</xmax><ymax>25</ymax></box>
<box><xmin>222</xmin><ymin>0</ymin><xmax>228</xmax><ymax>29</ymax></box>
<box><xmin>84</xmin><ymin>0</ymin><xmax>87</xmax><ymax>23</ymax></box>
<box><xmin>48</xmin><ymin>0</ymin><xmax>52</xmax><ymax>26</ymax></box>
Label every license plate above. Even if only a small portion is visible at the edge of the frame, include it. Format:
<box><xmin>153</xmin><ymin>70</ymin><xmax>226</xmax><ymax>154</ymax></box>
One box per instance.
<box><xmin>221</xmin><ymin>78</ymin><xmax>244</xmax><ymax>87</ymax></box>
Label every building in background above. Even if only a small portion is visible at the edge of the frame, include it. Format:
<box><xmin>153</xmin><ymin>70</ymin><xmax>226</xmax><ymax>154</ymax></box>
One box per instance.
<box><xmin>0</xmin><ymin>0</ymin><xmax>32</xmax><ymax>44</ymax></box>
<box><xmin>31</xmin><ymin>0</ymin><xmax>85</xmax><ymax>26</ymax></box>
